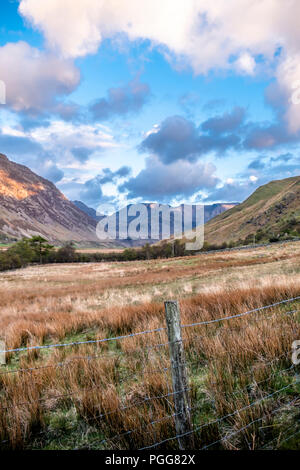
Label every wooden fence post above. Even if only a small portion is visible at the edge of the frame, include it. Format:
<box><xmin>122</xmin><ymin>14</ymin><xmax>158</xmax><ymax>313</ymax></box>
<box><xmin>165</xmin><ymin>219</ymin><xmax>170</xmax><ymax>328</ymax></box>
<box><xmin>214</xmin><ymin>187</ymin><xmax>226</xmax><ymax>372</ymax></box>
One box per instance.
<box><xmin>164</xmin><ymin>300</ymin><xmax>194</xmax><ymax>449</ymax></box>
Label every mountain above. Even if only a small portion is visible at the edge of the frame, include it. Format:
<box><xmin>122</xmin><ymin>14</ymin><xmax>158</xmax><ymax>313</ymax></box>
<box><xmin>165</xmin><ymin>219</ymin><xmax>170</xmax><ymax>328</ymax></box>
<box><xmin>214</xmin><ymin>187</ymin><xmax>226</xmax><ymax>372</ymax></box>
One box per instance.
<box><xmin>204</xmin><ymin>175</ymin><xmax>300</xmax><ymax>245</ymax></box>
<box><xmin>73</xmin><ymin>200</ymin><xmax>238</xmax><ymax>225</ymax></box>
<box><xmin>0</xmin><ymin>154</ymin><xmax>239</xmax><ymax>247</ymax></box>
<box><xmin>73</xmin><ymin>200</ymin><xmax>238</xmax><ymax>246</ymax></box>
<box><xmin>203</xmin><ymin>203</ymin><xmax>238</xmax><ymax>222</ymax></box>
<box><xmin>72</xmin><ymin>200</ymin><xmax>102</xmax><ymax>221</ymax></box>
<box><xmin>74</xmin><ymin>202</ymin><xmax>167</xmax><ymax>246</ymax></box>
<box><xmin>0</xmin><ymin>153</ymin><xmax>98</xmax><ymax>243</ymax></box>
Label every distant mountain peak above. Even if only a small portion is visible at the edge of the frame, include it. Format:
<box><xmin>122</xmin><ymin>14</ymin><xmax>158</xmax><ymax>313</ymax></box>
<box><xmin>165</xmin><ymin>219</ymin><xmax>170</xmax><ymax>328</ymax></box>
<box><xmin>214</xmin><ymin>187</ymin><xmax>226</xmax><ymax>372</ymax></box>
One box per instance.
<box><xmin>73</xmin><ymin>200</ymin><xmax>238</xmax><ymax>247</ymax></box>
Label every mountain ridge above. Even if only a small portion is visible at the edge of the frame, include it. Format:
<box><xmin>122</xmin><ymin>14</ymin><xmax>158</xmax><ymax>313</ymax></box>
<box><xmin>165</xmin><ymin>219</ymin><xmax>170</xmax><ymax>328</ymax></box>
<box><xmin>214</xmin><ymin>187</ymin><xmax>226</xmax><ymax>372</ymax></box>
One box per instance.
<box><xmin>73</xmin><ymin>200</ymin><xmax>238</xmax><ymax>224</ymax></box>
<box><xmin>0</xmin><ymin>153</ymin><xmax>98</xmax><ymax>243</ymax></box>
<box><xmin>204</xmin><ymin>175</ymin><xmax>300</xmax><ymax>244</ymax></box>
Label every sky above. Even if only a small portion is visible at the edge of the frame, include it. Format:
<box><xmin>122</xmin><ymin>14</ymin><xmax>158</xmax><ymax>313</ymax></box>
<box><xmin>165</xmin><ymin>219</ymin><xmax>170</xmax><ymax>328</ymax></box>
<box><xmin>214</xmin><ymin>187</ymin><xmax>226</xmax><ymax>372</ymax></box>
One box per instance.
<box><xmin>0</xmin><ymin>0</ymin><xmax>300</xmax><ymax>210</ymax></box>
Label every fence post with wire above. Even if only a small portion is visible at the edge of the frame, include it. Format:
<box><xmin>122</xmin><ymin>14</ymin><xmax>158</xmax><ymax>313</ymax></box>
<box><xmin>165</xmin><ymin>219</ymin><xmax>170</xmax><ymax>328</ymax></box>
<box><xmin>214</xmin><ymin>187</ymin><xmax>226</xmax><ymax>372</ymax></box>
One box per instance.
<box><xmin>0</xmin><ymin>295</ymin><xmax>299</xmax><ymax>450</ymax></box>
<box><xmin>164</xmin><ymin>300</ymin><xmax>193</xmax><ymax>450</ymax></box>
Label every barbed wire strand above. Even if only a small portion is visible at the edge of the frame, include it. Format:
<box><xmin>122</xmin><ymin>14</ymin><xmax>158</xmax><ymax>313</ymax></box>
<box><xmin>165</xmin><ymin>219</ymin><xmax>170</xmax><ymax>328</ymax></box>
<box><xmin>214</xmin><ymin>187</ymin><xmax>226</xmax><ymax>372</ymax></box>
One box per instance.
<box><xmin>181</xmin><ymin>296</ymin><xmax>300</xmax><ymax>329</ymax></box>
<box><xmin>277</xmin><ymin>428</ymin><xmax>300</xmax><ymax>446</ymax></box>
<box><xmin>139</xmin><ymin>380</ymin><xmax>299</xmax><ymax>450</ymax></box>
<box><xmin>2</xmin><ymin>348</ymin><xmax>291</xmax><ymax>412</ymax></box>
<box><xmin>1</xmin><ymin>321</ymin><xmax>296</xmax><ymax>377</ymax></box>
<box><xmin>1</xmin><ymin>296</ymin><xmax>299</xmax><ymax>356</ymax></box>
<box><xmin>0</xmin><ymin>295</ymin><xmax>299</xmax><ymax>449</ymax></box>
<box><xmin>261</xmin><ymin>421</ymin><xmax>299</xmax><ymax>449</ymax></box>
<box><xmin>0</xmin><ymin>388</ymin><xmax>192</xmax><ymax>446</ymax></box>
<box><xmin>200</xmin><ymin>397</ymin><xmax>299</xmax><ymax>450</ymax></box>
<box><xmin>0</xmin><ymin>327</ymin><xmax>167</xmax><ymax>355</ymax></box>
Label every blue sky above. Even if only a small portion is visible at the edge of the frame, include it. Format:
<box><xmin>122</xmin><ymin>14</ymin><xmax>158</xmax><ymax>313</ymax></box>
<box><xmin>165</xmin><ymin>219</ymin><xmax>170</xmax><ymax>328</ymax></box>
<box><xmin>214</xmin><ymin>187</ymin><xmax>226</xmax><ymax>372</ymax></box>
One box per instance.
<box><xmin>0</xmin><ymin>0</ymin><xmax>299</xmax><ymax>209</ymax></box>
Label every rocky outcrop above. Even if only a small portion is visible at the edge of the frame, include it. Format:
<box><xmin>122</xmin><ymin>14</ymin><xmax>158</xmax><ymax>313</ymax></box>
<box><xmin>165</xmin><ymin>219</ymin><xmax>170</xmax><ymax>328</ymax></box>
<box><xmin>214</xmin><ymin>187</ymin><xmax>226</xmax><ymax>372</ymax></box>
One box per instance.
<box><xmin>0</xmin><ymin>153</ymin><xmax>98</xmax><ymax>243</ymax></box>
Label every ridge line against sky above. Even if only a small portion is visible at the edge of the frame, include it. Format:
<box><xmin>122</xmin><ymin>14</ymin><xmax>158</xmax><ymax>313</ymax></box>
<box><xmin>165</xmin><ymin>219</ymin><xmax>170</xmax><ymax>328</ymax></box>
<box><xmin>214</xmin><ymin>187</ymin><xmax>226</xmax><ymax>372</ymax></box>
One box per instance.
<box><xmin>0</xmin><ymin>0</ymin><xmax>299</xmax><ymax>209</ymax></box>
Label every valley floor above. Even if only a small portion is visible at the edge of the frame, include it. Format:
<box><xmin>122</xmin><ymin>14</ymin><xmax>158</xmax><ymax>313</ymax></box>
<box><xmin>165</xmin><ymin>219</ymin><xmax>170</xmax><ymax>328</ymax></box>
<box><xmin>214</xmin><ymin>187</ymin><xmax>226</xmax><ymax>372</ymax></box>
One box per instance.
<box><xmin>1</xmin><ymin>241</ymin><xmax>300</xmax><ymax>320</ymax></box>
<box><xmin>0</xmin><ymin>242</ymin><xmax>299</xmax><ymax>449</ymax></box>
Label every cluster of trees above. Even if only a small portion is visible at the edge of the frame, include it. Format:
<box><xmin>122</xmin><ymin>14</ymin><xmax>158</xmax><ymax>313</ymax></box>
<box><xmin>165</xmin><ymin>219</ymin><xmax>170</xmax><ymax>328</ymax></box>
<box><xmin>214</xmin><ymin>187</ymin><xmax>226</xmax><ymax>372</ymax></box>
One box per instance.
<box><xmin>0</xmin><ymin>237</ymin><xmax>188</xmax><ymax>272</ymax></box>
<box><xmin>0</xmin><ymin>236</ymin><xmax>78</xmax><ymax>272</ymax></box>
<box><xmin>89</xmin><ymin>240</ymin><xmax>187</xmax><ymax>262</ymax></box>
<box><xmin>1</xmin><ymin>221</ymin><xmax>299</xmax><ymax>273</ymax></box>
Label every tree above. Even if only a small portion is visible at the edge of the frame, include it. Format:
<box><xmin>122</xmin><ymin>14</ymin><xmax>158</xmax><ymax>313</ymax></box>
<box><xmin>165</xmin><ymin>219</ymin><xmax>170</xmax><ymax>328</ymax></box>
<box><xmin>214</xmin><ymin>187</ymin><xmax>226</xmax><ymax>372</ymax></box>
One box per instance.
<box><xmin>28</xmin><ymin>236</ymin><xmax>54</xmax><ymax>264</ymax></box>
<box><xmin>123</xmin><ymin>248</ymin><xmax>137</xmax><ymax>261</ymax></box>
<box><xmin>10</xmin><ymin>238</ymin><xmax>36</xmax><ymax>264</ymax></box>
<box><xmin>56</xmin><ymin>242</ymin><xmax>77</xmax><ymax>262</ymax></box>
<box><xmin>144</xmin><ymin>242</ymin><xmax>151</xmax><ymax>260</ymax></box>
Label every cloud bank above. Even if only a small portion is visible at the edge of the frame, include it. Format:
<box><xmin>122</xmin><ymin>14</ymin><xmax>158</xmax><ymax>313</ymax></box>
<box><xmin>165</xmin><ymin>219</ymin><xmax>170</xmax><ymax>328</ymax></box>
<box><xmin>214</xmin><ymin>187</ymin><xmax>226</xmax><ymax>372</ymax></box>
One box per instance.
<box><xmin>0</xmin><ymin>41</ymin><xmax>80</xmax><ymax>114</ymax></box>
<box><xmin>120</xmin><ymin>155</ymin><xmax>219</xmax><ymax>201</ymax></box>
<box><xmin>90</xmin><ymin>78</ymin><xmax>150</xmax><ymax>121</ymax></box>
<box><xmin>19</xmin><ymin>0</ymin><xmax>300</xmax><ymax>133</ymax></box>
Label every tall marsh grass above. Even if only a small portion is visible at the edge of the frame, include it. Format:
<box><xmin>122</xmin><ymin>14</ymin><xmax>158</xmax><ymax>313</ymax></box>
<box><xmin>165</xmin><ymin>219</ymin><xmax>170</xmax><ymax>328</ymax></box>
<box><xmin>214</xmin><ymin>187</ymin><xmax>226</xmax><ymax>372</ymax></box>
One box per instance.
<box><xmin>0</xmin><ymin>279</ymin><xmax>299</xmax><ymax>449</ymax></box>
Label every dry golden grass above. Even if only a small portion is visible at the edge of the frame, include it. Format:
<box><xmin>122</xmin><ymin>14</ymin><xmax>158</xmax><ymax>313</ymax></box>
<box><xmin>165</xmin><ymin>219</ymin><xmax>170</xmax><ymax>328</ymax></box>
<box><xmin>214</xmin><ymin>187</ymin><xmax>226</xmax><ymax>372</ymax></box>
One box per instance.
<box><xmin>0</xmin><ymin>242</ymin><xmax>299</xmax><ymax>449</ymax></box>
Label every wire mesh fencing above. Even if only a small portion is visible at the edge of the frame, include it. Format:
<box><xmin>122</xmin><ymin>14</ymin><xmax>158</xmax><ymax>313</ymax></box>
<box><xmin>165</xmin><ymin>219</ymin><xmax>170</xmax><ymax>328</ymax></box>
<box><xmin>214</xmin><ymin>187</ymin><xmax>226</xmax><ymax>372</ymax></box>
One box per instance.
<box><xmin>0</xmin><ymin>295</ymin><xmax>299</xmax><ymax>450</ymax></box>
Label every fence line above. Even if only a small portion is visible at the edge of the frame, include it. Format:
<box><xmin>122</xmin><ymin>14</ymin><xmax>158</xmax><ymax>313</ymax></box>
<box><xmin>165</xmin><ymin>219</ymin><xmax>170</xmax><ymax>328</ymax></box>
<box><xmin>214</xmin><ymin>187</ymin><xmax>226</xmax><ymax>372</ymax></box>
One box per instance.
<box><xmin>195</xmin><ymin>237</ymin><xmax>300</xmax><ymax>256</ymax></box>
<box><xmin>139</xmin><ymin>381</ymin><xmax>299</xmax><ymax>450</ymax></box>
<box><xmin>0</xmin><ymin>294</ymin><xmax>299</xmax><ymax>450</ymax></box>
<box><xmin>0</xmin><ymin>363</ymin><xmax>189</xmax><ymax>410</ymax></box>
<box><xmin>273</xmin><ymin>428</ymin><xmax>300</xmax><ymax>447</ymax></box>
<box><xmin>200</xmin><ymin>397</ymin><xmax>297</xmax><ymax>450</ymax></box>
<box><xmin>181</xmin><ymin>296</ymin><xmax>300</xmax><ymax>328</ymax></box>
<box><xmin>261</xmin><ymin>421</ymin><xmax>299</xmax><ymax>449</ymax></box>
<box><xmin>1</xmin><ymin>296</ymin><xmax>299</xmax><ymax>356</ymax></box>
<box><xmin>0</xmin><ymin>327</ymin><xmax>167</xmax><ymax>355</ymax></box>
<box><xmin>1</xmin><ymin>316</ymin><xmax>296</xmax><ymax>377</ymax></box>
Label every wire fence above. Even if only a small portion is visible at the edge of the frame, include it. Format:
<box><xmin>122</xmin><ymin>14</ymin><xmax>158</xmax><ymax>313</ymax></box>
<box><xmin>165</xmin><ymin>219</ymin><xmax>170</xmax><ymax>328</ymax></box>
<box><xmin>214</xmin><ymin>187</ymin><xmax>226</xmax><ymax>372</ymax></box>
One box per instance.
<box><xmin>0</xmin><ymin>295</ymin><xmax>299</xmax><ymax>450</ymax></box>
<box><xmin>194</xmin><ymin>237</ymin><xmax>300</xmax><ymax>256</ymax></box>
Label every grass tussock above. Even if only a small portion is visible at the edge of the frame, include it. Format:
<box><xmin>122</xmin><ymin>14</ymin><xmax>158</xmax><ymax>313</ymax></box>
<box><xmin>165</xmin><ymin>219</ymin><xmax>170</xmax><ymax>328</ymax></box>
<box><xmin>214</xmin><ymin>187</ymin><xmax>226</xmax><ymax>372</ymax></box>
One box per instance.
<box><xmin>0</xmin><ymin>243</ymin><xmax>299</xmax><ymax>449</ymax></box>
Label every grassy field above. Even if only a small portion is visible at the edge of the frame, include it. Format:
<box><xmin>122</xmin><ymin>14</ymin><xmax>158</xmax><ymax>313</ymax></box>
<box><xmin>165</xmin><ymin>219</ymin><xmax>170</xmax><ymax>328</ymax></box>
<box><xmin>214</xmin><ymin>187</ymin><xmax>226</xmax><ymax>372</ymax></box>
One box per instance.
<box><xmin>75</xmin><ymin>247</ymin><xmax>125</xmax><ymax>254</ymax></box>
<box><xmin>0</xmin><ymin>242</ymin><xmax>299</xmax><ymax>450</ymax></box>
<box><xmin>0</xmin><ymin>243</ymin><xmax>12</xmax><ymax>250</ymax></box>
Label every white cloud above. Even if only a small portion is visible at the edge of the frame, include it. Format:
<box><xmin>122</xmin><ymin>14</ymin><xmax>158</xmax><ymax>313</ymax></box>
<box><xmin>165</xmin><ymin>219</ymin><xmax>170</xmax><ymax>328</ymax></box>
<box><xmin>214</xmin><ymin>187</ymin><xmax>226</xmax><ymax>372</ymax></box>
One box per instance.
<box><xmin>3</xmin><ymin>120</ymin><xmax>118</xmax><ymax>154</ymax></box>
<box><xmin>235</xmin><ymin>53</ymin><xmax>256</xmax><ymax>75</ymax></box>
<box><xmin>18</xmin><ymin>1</ymin><xmax>300</xmax><ymax>134</ymax></box>
<box><xmin>120</xmin><ymin>155</ymin><xmax>219</xmax><ymax>200</ymax></box>
<box><xmin>19</xmin><ymin>0</ymin><xmax>195</xmax><ymax>60</ymax></box>
<box><xmin>275</xmin><ymin>55</ymin><xmax>300</xmax><ymax>133</ymax></box>
<box><xmin>18</xmin><ymin>1</ymin><xmax>300</xmax><ymax>69</ymax></box>
<box><xmin>30</xmin><ymin>120</ymin><xmax>117</xmax><ymax>150</ymax></box>
<box><xmin>249</xmin><ymin>175</ymin><xmax>258</xmax><ymax>182</ymax></box>
<box><xmin>0</xmin><ymin>41</ymin><xmax>80</xmax><ymax>113</ymax></box>
<box><xmin>1</xmin><ymin>119</ymin><xmax>121</xmax><ymax>185</ymax></box>
<box><xmin>143</xmin><ymin>123</ymin><xmax>160</xmax><ymax>139</ymax></box>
